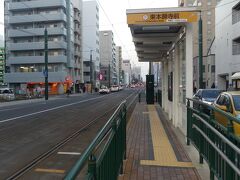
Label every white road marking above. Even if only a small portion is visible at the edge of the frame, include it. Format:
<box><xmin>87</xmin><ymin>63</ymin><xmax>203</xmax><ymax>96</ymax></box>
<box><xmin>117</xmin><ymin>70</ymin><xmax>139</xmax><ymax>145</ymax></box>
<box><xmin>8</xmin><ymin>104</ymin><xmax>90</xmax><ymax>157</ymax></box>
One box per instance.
<box><xmin>0</xmin><ymin>107</ymin><xmax>20</xmax><ymax>112</ymax></box>
<box><xmin>57</xmin><ymin>152</ymin><xmax>81</xmax><ymax>155</ymax></box>
<box><xmin>0</xmin><ymin>96</ymin><xmax>105</xmax><ymax>123</ymax></box>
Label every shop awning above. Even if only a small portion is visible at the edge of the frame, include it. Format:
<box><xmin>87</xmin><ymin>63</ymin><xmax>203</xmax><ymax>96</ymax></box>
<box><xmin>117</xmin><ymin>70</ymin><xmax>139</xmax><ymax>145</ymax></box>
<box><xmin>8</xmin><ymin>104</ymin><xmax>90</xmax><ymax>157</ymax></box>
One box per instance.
<box><xmin>232</xmin><ymin>72</ymin><xmax>240</xmax><ymax>80</ymax></box>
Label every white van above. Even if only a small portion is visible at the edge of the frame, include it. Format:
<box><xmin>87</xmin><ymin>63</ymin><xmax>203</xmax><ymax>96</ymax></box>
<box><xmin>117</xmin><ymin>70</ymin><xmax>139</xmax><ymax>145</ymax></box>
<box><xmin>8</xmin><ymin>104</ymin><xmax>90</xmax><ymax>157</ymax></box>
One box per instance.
<box><xmin>0</xmin><ymin>88</ymin><xmax>15</xmax><ymax>101</ymax></box>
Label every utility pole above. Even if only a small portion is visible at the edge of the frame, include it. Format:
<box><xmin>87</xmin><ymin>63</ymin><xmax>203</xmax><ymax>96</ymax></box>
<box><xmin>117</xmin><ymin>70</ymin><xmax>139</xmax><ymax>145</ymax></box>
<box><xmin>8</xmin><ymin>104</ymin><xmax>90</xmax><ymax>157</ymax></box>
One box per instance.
<box><xmin>90</xmin><ymin>50</ymin><xmax>93</xmax><ymax>93</ymax></box>
<box><xmin>108</xmin><ymin>64</ymin><xmax>111</xmax><ymax>88</ymax></box>
<box><xmin>44</xmin><ymin>28</ymin><xmax>48</xmax><ymax>100</ymax></box>
<box><xmin>199</xmin><ymin>12</ymin><xmax>203</xmax><ymax>89</ymax></box>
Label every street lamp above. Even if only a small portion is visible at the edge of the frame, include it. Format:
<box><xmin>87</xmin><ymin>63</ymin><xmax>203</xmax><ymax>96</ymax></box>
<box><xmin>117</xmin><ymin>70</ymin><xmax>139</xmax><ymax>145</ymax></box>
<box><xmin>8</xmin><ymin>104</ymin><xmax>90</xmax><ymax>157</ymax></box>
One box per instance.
<box><xmin>44</xmin><ymin>28</ymin><xmax>48</xmax><ymax>100</ymax></box>
<box><xmin>90</xmin><ymin>50</ymin><xmax>93</xmax><ymax>93</ymax></box>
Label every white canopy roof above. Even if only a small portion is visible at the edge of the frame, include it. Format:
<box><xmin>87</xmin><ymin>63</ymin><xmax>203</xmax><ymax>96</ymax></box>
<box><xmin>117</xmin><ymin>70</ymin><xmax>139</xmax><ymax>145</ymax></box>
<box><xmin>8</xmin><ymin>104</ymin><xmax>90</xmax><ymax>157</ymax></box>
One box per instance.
<box><xmin>232</xmin><ymin>72</ymin><xmax>240</xmax><ymax>80</ymax></box>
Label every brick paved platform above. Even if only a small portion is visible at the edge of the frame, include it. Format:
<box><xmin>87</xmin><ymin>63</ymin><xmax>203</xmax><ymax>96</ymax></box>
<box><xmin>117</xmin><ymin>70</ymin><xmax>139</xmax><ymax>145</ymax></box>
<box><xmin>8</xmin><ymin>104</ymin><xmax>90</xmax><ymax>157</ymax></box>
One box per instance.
<box><xmin>119</xmin><ymin>102</ymin><xmax>201</xmax><ymax>180</ymax></box>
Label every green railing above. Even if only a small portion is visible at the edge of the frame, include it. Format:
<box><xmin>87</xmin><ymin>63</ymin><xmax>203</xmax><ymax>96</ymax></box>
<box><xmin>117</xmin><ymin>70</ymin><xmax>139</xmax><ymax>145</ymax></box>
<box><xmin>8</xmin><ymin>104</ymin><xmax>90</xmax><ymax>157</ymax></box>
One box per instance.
<box><xmin>186</xmin><ymin>98</ymin><xmax>240</xmax><ymax>180</ymax></box>
<box><xmin>65</xmin><ymin>100</ymin><xmax>127</xmax><ymax>180</ymax></box>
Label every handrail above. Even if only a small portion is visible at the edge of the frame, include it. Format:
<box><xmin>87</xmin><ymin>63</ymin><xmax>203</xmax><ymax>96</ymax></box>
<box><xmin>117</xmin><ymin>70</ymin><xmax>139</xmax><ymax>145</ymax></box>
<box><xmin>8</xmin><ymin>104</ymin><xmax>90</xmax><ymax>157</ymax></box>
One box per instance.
<box><xmin>193</xmin><ymin>113</ymin><xmax>240</xmax><ymax>154</ymax></box>
<box><xmin>186</xmin><ymin>98</ymin><xmax>240</xmax><ymax>180</ymax></box>
<box><xmin>192</xmin><ymin>125</ymin><xmax>240</xmax><ymax>176</ymax></box>
<box><xmin>64</xmin><ymin>100</ymin><xmax>126</xmax><ymax>180</ymax></box>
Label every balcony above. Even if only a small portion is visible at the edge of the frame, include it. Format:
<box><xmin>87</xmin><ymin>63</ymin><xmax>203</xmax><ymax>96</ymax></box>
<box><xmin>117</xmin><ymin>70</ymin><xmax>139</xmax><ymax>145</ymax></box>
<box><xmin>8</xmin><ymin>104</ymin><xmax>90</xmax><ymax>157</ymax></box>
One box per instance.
<box><xmin>4</xmin><ymin>71</ymin><xmax>67</xmax><ymax>83</ymax></box>
<box><xmin>8</xmin><ymin>55</ymin><xmax>67</xmax><ymax>65</ymax></box>
<box><xmin>8</xmin><ymin>41</ymin><xmax>67</xmax><ymax>51</ymax></box>
<box><xmin>9</xmin><ymin>0</ymin><xmax>66</xmax><ymax>11</ymax></box>
<box><xmin>8</xmin><ymin>28</ymin><xmax>67</xmax><ymax>38</ymax></box>
<box><xmin>9</xmin><ymin>13</ymin><xmax>67</xmax><ymax>24</ymax></box>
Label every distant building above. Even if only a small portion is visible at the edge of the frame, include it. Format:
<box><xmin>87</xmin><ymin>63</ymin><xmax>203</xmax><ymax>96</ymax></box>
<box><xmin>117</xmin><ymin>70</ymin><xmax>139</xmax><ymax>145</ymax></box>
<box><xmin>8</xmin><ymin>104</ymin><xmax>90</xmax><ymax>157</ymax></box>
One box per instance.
<box><xmin>215</xmin><ymin>0</ymin><xmax>240</xmax><ymax>90</ymax></box>
<box><xmin>82</xmin><ymin>0</ymin><xmax>100</xmax><ymax>88</ymax></box>
<box><xmin>99</xmin><ymin>30</ymin><xmax>117</xmax><ymax>86</ymax></box>
<box><xmin>4</xmin><ymin>0</ymin><xmax>82</xmax><ymax>94</ymax></box>
<box><xmin>122</xmin><ymin>60</ymin><xmax>131</xmax><ymax>85</ymax></box>
<box><xmin>132</xmin><ymin>66</ymin><xmax>141</xmax><ymax>83</ymax></box>
<box><xmin>0</xmin><ymin>47</ymin><xmax>4</xmax><ymax>85</ymax></box>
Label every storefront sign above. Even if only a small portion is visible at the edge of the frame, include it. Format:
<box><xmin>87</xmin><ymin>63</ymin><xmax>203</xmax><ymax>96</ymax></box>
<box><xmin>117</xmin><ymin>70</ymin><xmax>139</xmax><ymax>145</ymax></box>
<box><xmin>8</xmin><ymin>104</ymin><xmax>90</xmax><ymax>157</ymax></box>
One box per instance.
<box><xmin>127</xmin><ymin>11</ymin><xmax>198</xmax><ymax>25</ymax></box>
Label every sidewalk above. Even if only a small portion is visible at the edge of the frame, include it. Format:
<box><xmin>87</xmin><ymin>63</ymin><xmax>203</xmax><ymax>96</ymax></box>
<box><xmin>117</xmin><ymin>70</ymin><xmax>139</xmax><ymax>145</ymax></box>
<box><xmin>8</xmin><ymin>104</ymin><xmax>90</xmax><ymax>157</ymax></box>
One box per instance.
<box><xmin>0</xmin><ymin>92</ymin><xmax>88</xmax><ymax>107</ymax></box>
<box><xmin>120</xmin><ymin>101</ymin><xmax>209</xmax><ymax>180</ymax></box>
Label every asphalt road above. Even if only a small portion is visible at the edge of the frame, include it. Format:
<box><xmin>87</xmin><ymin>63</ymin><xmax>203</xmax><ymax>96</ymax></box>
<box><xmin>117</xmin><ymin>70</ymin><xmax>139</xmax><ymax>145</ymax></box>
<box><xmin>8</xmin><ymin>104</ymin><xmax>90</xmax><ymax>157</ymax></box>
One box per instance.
<box><xmin>0</xmin><ymin>89</ymin><xmax>139</xmax><ymax>179</ymax></box>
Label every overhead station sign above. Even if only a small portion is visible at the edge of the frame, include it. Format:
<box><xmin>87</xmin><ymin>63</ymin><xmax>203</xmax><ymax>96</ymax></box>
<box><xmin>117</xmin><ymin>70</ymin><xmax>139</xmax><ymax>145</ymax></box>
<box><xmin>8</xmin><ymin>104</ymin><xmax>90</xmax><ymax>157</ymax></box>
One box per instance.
<box><xmin>127</xmin><ymin>11</ymin><xmax>198</xmax><ymax>25</ymax></box>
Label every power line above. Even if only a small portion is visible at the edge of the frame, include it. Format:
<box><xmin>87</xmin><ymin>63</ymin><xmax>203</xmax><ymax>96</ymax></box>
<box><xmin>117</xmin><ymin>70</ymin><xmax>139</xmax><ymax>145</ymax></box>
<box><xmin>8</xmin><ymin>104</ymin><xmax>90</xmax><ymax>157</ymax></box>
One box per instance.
<box><xmin>96</xmin><ymin>0</ymin><xmax>132</xmax><ymax>59</ymax></box>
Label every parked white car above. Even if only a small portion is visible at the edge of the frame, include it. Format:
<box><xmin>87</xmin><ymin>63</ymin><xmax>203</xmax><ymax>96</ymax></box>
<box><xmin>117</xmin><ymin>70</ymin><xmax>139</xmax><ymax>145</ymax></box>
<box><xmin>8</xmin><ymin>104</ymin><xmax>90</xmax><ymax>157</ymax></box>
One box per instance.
<box><xmin>110</xmin><ymin>85</ymin><xmax>119</xmax><ymax>92</ymax></box>
<box><xmin>99</xmin><ymin>86</ymin><xmax>110</xmax><ymax>94</ymax></box>
<box><xmin>0</xmin><ymin>88</ymin><xmax>15</xmax><ymax>101</ymax></box>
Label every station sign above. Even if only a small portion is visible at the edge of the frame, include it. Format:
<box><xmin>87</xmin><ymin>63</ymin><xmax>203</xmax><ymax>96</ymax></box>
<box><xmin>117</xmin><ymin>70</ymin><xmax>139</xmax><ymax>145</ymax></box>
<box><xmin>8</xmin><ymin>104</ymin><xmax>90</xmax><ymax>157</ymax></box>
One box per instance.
<box><xmin>127</xmin><ymin>11</ymin><xmax>198</xmax><ymax>25</ymax></box>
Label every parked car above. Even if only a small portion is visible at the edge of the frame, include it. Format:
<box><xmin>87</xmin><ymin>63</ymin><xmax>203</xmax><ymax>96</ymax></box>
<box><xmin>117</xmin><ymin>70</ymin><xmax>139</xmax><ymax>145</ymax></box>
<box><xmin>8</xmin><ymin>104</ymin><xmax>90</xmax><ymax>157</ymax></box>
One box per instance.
<box><xmin>110</xmin><ymin>85</ymin><xmax>119</xmax><ymax>92</ymax></box>
<box><xmin>99</xmin><ymin>86</ymin><xmax>110</xmax><ymax>94</ymax></box>
<box><xmin>193</xmin><ymin>89</ymin><xmax>222</xmax><ymax>105</ymax></box>
<box><xmin>213</xmin><ymin>91</ymin><xmax>240</xmax><ymax>136</ymax></box>
<box><xmin>0</xmin><ymin>88</ymin><xmax>15</xmax><ymax>101</ymax></box>
<box><xmin>119</xmin><ymin>85</ymin><xmax>124</xmax><ymax>91</ymax></box>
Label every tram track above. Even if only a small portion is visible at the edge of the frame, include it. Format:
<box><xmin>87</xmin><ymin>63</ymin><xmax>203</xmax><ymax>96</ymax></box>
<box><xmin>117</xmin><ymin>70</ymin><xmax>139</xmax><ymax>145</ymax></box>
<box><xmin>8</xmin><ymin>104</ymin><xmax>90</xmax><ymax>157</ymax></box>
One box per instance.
<box><xmin>6</xmin><ymin>90</ymin><xmax>139</xmax><ymax>180</ymax></box>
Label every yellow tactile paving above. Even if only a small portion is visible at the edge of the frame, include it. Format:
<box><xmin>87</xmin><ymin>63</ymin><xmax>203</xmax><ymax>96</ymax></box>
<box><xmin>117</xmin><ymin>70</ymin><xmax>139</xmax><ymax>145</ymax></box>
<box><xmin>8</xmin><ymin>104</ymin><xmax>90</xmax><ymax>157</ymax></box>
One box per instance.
<box><xmin>140</xmin><ymin>105</ymin><xmax>193</xmax><ymax>167</ymax></box>
<box><xmin>35</xmin><ymin>168</ymin><xmax>65</xmax><ymax>174</ymax></box>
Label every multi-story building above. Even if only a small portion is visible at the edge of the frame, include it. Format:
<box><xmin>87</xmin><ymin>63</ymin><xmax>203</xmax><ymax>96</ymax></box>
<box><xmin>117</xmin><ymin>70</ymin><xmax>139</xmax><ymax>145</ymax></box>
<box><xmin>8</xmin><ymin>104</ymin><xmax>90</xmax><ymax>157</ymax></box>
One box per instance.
<box><xmin>4</xmin><ymin>0</ymin><xmax>82</xmax><ymax>94</ymax></box>
<box><xmin>115</xmin><ymin>46</ymin><xmax>122</xmax><ymax>84</ymax></box>
<box><xmin>122</xmin><ymin>59</ymin><xmax>131</xmax><ymax>85</ymax></box>
<box><xmin>99</xmin><ymin>30</ymin><xmax>117</xmax><ymax>86</ymax></box>
<box><xmin>180</xmin><ymin>0</ymin><xmax>221</xmax><ymax>89</ymax></box>
<box><xmin>0</xmin><ymin>47</ymin><xmax>4</xmax><ymax>85</ymax></box>
<box><xmin>82</xmin><ymin>0</ymin><xmax>100</xmax><ymax>88</ymax></box>
<box><xmin>215</xmin><ymin>0</ymin><xmax>240</xmax><ymax>90</ymax></box>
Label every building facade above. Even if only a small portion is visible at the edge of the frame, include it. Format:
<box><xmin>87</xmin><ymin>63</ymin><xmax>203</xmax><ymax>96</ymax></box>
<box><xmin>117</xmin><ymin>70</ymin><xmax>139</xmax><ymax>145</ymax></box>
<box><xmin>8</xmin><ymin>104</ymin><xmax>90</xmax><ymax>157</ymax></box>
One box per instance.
<box><xmin>4</xmin><ymin>0</ymin><xmax>82</xmax><ymax>94</ymax></box>
<box><xmin>99</xmin><ymin>30</ymin><xmax>117</xmax><ymax>87</ymax></box>
<box><xmin>82</xmin><ymin>0</ymin><xmax>100</xmax><ymax>88</ymax></box>
<box><xmin>180</xmin><ymin>0</ymin><xmax>220</xmax><ymax>89</ymax></box>
<box><xmin>215</xmin><ymin>0</ymin><xmax>240</xmax><ymax>90</ymax></box>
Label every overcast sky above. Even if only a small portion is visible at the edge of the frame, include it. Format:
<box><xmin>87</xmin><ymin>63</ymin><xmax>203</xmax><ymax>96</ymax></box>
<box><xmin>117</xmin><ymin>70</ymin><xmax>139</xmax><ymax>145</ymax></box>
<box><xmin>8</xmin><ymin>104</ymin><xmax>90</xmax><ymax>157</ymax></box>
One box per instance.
<box><xmin>0</xmin><ymin>0</ymin><xmax>178</xmax><ymax>78</ymax></box>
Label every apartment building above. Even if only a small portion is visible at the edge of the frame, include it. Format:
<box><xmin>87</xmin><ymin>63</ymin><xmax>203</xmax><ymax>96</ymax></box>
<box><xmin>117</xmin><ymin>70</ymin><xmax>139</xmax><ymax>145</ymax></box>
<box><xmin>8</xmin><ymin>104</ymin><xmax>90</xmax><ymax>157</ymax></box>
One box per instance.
<box><xmin>82</xmin><ymin>0</ymin><xmax>100</xmax><ymax>88</ymax></box>
<box><xmin>180</xmin><ymin>0</ymin><xmax>221</xmax><ymax>89</ymax></box>
<box><xmin>4</xmin><ymin>0</ymin><xmax>82</xmax><ymax>94</ymax></box>
<box><xmin>216</xmin><ymin>0</ymin><xmax>240</xmax><ymax>90</ymax></box>
<box><xmin>99</xmin><ymin>30</ymin><xmax>117</xmax><ymax>87</ymax></box>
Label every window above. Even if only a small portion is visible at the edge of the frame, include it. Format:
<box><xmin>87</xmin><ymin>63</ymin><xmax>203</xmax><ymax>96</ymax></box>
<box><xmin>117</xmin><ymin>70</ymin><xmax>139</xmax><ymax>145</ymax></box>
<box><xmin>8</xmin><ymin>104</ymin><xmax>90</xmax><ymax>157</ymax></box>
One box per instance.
<box><xmin>203</xmin><ymin>65</ymin><xmax>205</xmax><ymax>73</ymax></box>
<box><xmin>211</xmin><ymin>65</ymin><xmax>215</xmax><ymax>73</ymax></box>
<box><xmin>232</xmin><ymin>37</ymin><xmax>240</xmax><ymax>55</ymax></box>
<box><xmin>232</xmin><ymin>2</ymin><xmax>240</xmax><ymax>24</ymax></box>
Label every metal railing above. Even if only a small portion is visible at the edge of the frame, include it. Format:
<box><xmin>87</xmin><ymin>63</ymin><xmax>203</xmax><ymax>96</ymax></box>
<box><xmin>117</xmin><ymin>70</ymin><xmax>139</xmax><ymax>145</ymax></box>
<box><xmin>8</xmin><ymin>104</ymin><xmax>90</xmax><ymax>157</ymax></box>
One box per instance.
<box><xmin>65</xmin><ymin>100</ymin><xmax>127</xmax><ymax>180</ymax></box>
<box><xmin>186</xmin><ymin>98</ymin><xmax>240</xmax><ymax>180</ymax></box>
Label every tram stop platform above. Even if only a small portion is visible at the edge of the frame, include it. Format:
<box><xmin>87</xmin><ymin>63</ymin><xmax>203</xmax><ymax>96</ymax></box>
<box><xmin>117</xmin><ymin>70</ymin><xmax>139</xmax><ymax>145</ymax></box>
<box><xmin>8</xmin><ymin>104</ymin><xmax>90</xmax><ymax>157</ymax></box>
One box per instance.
<box><xmin>119</xmin><ymin>101</ymin><xmax>209</xmax><ymax>180</ymax></box>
